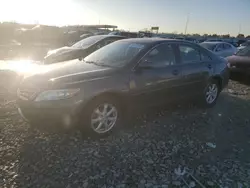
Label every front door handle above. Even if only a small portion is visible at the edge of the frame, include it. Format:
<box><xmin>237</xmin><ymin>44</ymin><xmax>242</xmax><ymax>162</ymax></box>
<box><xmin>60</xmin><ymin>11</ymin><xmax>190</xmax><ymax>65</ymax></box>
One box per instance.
<box><xmin>207</xmin><ymin>64</ymin><xmax>212</xmax><ymax>69</ymax></box>
<box><xmin>172</xmin><ymin>69</ymin><xmax>179</xmax><ymax>75</ymax></box>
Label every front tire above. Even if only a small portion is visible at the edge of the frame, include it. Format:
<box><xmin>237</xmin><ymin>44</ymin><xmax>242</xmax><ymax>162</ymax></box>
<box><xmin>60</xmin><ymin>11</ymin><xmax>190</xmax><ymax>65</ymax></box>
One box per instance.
<box><xmin>82</xmin><ymin>97</ymin><xmax>122</xmax><ymax>137</ymax></box>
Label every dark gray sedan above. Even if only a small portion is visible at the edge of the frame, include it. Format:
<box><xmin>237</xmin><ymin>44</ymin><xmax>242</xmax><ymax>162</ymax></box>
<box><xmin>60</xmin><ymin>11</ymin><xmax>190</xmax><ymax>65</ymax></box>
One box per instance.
<box><xmin>17</xmin><ymin>38</ymin><xmax>229</xmax><ymax>136</ymax></box>
<box><xmin>44</xmin><ymin>35</ymin><xmax>125</xmax><ymax>64</ymax></box>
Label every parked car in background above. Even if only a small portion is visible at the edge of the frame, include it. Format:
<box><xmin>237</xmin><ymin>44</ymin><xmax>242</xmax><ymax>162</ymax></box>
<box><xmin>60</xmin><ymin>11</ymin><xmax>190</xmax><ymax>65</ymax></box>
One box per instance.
<box><xmin>44</xmin><ymin>35</ymin><xmax>125</xmax><ymax>64</ymax></box>
<box><xmin>184</xmin><ymin>37</ymin><xmax>199</xmax><ymax>43</ymax></box>
<box><xmin>138</xmin><ymin>31</ymin><xmax>152</xmax><ymax>38</ymax></box>
<box><xmin>205</xmin><ymin>39</ymin><xmax>223</xmax><ymax>42</ymax></box>
<box><xmin>175</xmin><ymin>37</ymin><xmax>185</xmax><ymax>40</ymax></box>
<box><xmin>226</xmin><ymin>45</ymin><xmax>250</xmax><ymax>75</ymax></box>
<box><xmin>237</xmin><ymin>39</ymin><xmax>247</xmax><ymax>47</ymax></box>
<box><xmin>237</xmin><ymin>40</ymin><xmax>250</xmax><ymax>51</ymax></box>
<box><xmin>200</xmin><ymin>41</ymin><xmax>237</xmax><ymax>57</ymax></box>
<box><xmin>17</xmin><ymin>38</ymin><xmax>229</xmax><ymax>136</ymax></box>
<box><xmin>80</xmin><ymin>33</ymin><xmax>93</xmax><ymax>39</ymax></box>
<box><xmin>108</xmin><ymin>31</ymin><xmax>138</xmax><ymax>38</ymax></box>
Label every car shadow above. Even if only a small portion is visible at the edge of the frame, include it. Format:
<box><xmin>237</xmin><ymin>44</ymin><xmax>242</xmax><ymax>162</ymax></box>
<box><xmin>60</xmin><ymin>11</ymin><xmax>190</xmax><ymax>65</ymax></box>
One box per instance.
<box><xmin>15</xmin><ymin>92</ymin><xmax>250</xmax><ymax>187</ymax></box>
<box><xmin>230</xmin><ymin>72</ymin><xmax>250</xmax><ymax>86</ymax></box>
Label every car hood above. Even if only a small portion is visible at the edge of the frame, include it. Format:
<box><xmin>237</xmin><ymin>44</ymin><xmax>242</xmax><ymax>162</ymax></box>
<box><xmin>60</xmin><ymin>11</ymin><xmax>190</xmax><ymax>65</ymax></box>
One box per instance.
<box><xmin>22</xmin><ymin>59</ymin><xmax>114</xmax><ymax>88</ymax></box>
<box><xmin>46</xmin><ymin>46</ymin><xmax>86</xmax><ymax>57</ymax></box>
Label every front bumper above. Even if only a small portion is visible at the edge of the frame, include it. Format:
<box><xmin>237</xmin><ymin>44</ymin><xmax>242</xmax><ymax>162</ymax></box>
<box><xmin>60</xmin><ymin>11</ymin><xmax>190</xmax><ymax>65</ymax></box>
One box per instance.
<box><xmin>230</xmin><ymin>66</ymin><xmax>250</xmax><ymax>75</ymax></box>
<box><xmin>17</xmin><ymin>98</ymin><xmax>83</xmax><ymax>128</ymax></box>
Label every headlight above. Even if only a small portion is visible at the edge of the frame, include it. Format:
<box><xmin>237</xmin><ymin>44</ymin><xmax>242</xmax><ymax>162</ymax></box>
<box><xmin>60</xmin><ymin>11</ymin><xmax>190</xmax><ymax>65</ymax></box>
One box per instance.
<box><xmin>35</xmin><ymin>89</ymin><xmax>80</xmax><ymax>101</ymax></box>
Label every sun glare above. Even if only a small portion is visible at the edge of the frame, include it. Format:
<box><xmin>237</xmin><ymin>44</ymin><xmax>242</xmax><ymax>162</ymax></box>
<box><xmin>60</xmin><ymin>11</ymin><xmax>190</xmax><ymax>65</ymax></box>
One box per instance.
<box><xmin>0</xmin><ymin>60</ymin><xmax>42</xmax><ymax>76</ymax></box>
<box><xmin>0</xmin><ymin>0</ymin><xmax>101</xmax><ymax>26</ymax></box>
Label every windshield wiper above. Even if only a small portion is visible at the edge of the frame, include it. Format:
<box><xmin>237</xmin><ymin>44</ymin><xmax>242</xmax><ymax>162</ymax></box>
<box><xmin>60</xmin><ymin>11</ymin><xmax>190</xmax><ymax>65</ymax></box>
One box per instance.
<box><xmin>84</xmin><ymin>60</ymin><xmax>96</xmax><ymax>64</ymax></box>
<box><xmin>84</xmin><ymin>60</ymin><xmax>107</xmax><ymax>67</ymax></box>
<box><xmin>86</xmin><ymin>60</ymin><xmax>115</xmax><ymax>68</ymax></box>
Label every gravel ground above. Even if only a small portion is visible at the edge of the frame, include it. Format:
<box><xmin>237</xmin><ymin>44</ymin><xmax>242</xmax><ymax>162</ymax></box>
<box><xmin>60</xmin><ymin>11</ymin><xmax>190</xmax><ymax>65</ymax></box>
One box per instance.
<box><xmin>1</xmin><ymin>78</ymin><xmax>250</xmax><ymax>188</ymax></box>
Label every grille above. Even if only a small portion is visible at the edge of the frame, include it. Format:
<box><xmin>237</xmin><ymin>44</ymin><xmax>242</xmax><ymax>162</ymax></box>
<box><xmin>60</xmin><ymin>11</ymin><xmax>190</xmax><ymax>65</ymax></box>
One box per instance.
<box><xmin>17</xmin><ymin>87</ymin><xmax>38</xmax><ymax>100</ymax></box>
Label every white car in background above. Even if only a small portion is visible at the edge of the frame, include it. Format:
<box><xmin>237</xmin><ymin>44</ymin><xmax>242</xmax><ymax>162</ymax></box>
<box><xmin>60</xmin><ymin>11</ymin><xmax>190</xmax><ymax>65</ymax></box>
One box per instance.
<box><xmin>200</xmin><ymin>41</ymin><xmax>237</xmax><ymax>57</ymax></box>
<box><xmin>237</xmin><ymin>40</ymin><xmax>250</xmax><ymax>51</ymax></box>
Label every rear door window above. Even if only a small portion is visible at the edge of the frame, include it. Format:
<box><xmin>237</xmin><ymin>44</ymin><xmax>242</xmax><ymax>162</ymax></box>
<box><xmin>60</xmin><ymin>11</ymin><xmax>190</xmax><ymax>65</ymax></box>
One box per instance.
<box><xmin>179</xmin><ymin>45</ymin><xmax>201</xmax><ymax>63</ymax></box>
<box><xmin>223</xmin><ymin>43</ymin><xmax>232</xmax><ymax>49</ymax></box>
<box><xmin>216</xmin><ymin>44</ymin><xmax>225</xmax><ymax>51</ymax></box>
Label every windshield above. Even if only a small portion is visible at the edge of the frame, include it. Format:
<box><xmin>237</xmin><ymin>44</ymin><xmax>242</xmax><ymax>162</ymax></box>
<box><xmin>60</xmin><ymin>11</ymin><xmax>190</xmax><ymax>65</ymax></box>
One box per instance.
<box><xmin>72</xmin><ymin>35</ymin><xmax>104</xmax><ymax>48</ymax></box>
<box><xmin>200</xmin><ymin>42</ymin><xmax>216</xmax><ymax>51</ymax></box>
<box><xmin>84</xmin><ymin>41</ymin><xmax>146</xmax><ymax>67</ymax></box>
<box><xmin>236</xmin><ymin>46</ymin><xmax>250</xmax><ymax>56</ymax></box>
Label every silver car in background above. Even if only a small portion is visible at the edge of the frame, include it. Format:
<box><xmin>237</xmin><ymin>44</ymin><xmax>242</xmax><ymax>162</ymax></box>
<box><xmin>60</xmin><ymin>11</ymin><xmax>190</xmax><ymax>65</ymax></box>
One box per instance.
<box><xmin>200</xmin><ymin>41</ymin><xmax>237</xmax><ymax>57</ymax></box>
<box><xmin>237</xmin><ymin>40</ymin><xmax>250</xmax><ymax>51</ymax></box>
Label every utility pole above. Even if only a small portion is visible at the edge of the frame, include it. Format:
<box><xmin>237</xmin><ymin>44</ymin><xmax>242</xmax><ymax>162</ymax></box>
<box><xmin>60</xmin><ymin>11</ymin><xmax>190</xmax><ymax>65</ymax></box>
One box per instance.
<box><xmin>238</xmin><ymin>24</ymin><xmax>241</xmax><ymax>34</ymax></box>
<box><xmin>184</xmin><ymin>13</ymin><xmax>190</xmax><ymax>35</ymax></box>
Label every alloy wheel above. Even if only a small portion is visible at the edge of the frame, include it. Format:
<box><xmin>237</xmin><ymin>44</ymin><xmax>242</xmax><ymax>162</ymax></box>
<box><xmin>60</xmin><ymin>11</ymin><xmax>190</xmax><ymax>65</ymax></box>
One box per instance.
<box><xmin>90</xmin><ymin>103</ymin><xmax>118</xmax><ymax>134</ymax></box>
<box><xmin>205</xmin><ymin>83</ymin><xmax>218</xmax><ymax>104</ymax></box>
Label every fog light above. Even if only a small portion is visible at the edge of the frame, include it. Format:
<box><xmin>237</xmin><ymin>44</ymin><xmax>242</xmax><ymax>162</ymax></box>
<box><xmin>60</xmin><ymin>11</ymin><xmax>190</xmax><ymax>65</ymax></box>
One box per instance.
<box><xmin>62</xmin><ymin>114</ymin><xmax>72</xmax><ymax>129</ymax></box>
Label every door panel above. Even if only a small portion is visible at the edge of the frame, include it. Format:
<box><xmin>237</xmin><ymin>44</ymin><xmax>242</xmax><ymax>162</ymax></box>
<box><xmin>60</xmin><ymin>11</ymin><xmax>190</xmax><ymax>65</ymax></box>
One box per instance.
<box><xmin>129</xmin><ymin>43</ymin><xmax>183</xmax><ymax>106</ymax></box>
<box><xmin>130</xmin><ymin>65</ymin><xmax>183</xmax><ymax>106</ymax></box>
<box><xmin>181</xmin><ymin>62</ymin><xmax>212</xmax><ymax>97</ymax></box>
<box><xmin>177</xmin><ymin>44</ymin><xmax>213</xmax><ymax>99</ymax></box>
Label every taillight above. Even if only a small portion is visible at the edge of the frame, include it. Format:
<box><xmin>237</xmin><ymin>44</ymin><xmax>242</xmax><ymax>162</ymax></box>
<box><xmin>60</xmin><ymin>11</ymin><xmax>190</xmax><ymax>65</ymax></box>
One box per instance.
<box><xmin>225</xmin><ymin>59</ymin><xmax>230</xmax><ymax>68</ymax></box>
<box><xmin>222</xmin><ymin>57</ymin><xmax>230</xmax><ymax>68</ymax></box>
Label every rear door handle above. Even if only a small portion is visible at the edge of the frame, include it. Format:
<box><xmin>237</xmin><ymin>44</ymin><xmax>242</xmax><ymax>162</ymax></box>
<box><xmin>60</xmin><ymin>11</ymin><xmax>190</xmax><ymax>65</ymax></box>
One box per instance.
<box><xmin>172</xmin><ymin>69</ymin><xmax>179</xmax><ymax>75</ymax></box>
<box><xmin>207</xmin><ymin>64</ymin><xmax>212</xmax><ymax>69</ymax></box>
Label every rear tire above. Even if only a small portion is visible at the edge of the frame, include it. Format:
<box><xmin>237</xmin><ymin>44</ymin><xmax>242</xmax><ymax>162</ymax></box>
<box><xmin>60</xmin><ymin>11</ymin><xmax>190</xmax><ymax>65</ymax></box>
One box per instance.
<box><xmin>81</xmin><ymin>96</ymin><xmax>122</xmax><ymax>137</ymax></box>
<box><xmin>200</xmin><ymin>79</ymin><xmax>220</xmax><ymax>108</ymax></box>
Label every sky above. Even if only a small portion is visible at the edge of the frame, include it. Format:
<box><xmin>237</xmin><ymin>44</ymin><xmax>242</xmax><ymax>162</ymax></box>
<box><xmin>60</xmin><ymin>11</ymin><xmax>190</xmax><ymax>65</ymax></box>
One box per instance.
<box><xmin>0</xmin><ymin>0</ymin><xmax>249</xmax><ymax>36</ymax></box>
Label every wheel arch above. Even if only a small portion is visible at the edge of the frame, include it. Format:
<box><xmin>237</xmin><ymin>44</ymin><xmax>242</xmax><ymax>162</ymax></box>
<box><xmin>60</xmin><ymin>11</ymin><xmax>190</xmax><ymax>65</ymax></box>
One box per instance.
<box><xmin>210</xmin><ymin>75</ymin><xmax>223</xmax><ymax>91</ymax></box>
<box><xmin>81</xmin><ymin>91</ymin><xmax>128</xmax><ymax>113</ymax></box>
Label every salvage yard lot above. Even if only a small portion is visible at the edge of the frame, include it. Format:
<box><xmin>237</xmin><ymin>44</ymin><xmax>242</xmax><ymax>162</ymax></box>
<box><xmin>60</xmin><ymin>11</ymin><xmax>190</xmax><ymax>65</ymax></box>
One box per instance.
<box><xmin>0</xmin><ymin>79</ymin><xmax>250</xmax><ymax>187</ymax></box>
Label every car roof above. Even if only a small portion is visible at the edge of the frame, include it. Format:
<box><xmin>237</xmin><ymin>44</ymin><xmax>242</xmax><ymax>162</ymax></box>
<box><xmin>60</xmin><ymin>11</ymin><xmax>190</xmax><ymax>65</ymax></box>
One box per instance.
<box><xmin>117</xmin><ymin>38</ymin><xmax>189</xmax><ymax>45</ymax></box>
<box><xmin>104</xmin><ymin>35</ymin><xmax>126</xmax><ymax>38</ymax></box>
<box><xmin>90</xmin><ymin>35</ymin><xmax>126</xmax><ymax>39</ymax></box>
<box><xmin>202</xmin><ymin>41</ymin><xmax>228</xmax><ymax>44</ymax></box>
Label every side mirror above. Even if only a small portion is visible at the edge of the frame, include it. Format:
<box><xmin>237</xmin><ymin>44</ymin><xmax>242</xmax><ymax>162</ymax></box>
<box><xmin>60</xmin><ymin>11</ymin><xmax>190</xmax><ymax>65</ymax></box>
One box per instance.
<box><xmin>138</xmin><ymin>59</ymin><xmax>153</xmax><ymax>70</ymax></box>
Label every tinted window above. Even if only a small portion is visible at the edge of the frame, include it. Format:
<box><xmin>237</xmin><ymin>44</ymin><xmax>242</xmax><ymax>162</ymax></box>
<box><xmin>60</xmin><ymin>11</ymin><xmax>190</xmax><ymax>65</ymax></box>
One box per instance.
<box><xmin>179</xmin><ymin>45</ymin><xmax>200</xmax><ymax>63</ymax></box>
<box><xmin>141</xmin><ymin>44</ymin><xmax>176</xmax><ymax>68</ymax></box>
<box><xmin>223</xmin><ymin>43</ymin><xmax>231</xmax><ymax>49</ymax></box>
<box><xmin>72</xmin><ymin>35</ymin><xmax>105</xmax><ymax>48</ymax></box>
<box><xmin>216</xmin><ymin>44</ymin><xmax>224</xmax><ymax>51</ymax></box>
<box><xmin>96</xmin><ymin>38</ymin><xmax>120</xmax><ymax>49</ymax></box>
<box><xmin>200</xmin><ymin>42</ymin><xmax>216</xmax><ymax>51</ymax></box>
